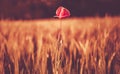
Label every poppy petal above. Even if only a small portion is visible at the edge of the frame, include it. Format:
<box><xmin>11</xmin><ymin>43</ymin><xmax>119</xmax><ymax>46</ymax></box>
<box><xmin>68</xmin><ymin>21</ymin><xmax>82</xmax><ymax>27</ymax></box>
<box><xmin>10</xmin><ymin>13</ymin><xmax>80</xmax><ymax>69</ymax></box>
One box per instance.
<box><xmin>55</xmin><ymin>6</ymin><xmax>70</xmax><ymax>19</ymax></box>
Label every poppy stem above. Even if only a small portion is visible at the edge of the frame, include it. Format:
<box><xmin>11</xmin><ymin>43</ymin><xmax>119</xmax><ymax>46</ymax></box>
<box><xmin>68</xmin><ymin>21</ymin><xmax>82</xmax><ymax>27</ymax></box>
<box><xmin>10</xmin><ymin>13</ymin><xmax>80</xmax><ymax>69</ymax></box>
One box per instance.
<box><xmin>60</xmin><ymin>19</ymin><xmax>62</xmax><ymax>31</ymax></box>
<box><xmin>58</xmin><ymin>19</ymin><xmax>62</xmax><ymax>49</ymax></box>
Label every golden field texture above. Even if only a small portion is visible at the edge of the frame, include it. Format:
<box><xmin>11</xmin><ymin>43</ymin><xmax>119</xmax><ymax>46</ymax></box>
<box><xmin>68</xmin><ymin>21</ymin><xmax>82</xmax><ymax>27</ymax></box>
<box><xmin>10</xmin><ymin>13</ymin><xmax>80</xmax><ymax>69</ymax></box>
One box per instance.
<box><xmin>0</xmin><ymin>17</ymin><xmax>120</xmax><ymax>74</ymax></box>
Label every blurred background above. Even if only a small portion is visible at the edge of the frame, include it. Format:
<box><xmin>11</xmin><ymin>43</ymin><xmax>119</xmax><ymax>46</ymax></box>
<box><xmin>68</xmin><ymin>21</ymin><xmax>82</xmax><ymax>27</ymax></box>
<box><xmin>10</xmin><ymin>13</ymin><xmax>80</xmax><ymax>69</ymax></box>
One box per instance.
<box><xmin>0</xmin><ymin>0</ymin><xmax>120</xmax><ymax>20</ymax></box>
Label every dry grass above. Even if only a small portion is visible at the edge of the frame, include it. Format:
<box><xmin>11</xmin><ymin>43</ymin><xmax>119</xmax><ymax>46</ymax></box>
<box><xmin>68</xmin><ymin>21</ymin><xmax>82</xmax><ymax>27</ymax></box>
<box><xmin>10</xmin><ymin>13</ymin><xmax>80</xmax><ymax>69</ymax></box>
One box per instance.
<box><xmin>0</xmin><ymin>16</ymin><xmax>120</xmax><ymax>74</ymax></box>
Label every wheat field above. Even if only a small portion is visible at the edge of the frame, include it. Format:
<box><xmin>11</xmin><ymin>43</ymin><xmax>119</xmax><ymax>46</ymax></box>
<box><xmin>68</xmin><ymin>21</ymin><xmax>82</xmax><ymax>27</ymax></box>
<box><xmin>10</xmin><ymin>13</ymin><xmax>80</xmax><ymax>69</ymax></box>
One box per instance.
<box><xmin>0</xmin><ymin>16</ymin><xmax>120</xmax><ymax>74</ymax></box>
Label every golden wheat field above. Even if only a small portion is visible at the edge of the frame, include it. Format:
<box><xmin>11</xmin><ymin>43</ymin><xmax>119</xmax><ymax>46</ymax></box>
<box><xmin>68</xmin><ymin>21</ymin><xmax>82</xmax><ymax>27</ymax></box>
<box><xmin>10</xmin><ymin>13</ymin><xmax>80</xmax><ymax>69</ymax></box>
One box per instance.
<box><xmin>0</xmin><ymin>16</ymin><xmax>120</xmax><ymax>74</ymax></box>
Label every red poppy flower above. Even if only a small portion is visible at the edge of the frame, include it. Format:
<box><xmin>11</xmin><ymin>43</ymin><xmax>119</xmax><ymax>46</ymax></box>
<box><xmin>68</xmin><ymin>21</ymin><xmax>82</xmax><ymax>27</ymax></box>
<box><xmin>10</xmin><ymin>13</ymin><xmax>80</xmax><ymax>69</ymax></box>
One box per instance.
<box><xmin>54</xmin><ymin>6</ymin><xmax>70</xmax><ymax>19</ymax></box>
